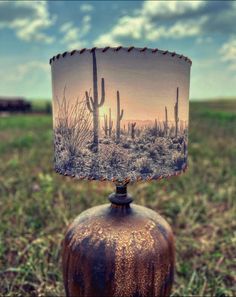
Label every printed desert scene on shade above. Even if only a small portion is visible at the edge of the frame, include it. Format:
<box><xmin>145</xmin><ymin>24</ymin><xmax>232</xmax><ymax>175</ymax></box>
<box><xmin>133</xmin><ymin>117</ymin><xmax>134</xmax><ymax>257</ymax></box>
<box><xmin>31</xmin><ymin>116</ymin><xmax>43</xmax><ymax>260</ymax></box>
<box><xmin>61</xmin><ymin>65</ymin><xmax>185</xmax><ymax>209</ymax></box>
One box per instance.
<box><xmin>51</xmin><ymin>48</ymin><xmax>190</xmax><ymax>181</ymax></box>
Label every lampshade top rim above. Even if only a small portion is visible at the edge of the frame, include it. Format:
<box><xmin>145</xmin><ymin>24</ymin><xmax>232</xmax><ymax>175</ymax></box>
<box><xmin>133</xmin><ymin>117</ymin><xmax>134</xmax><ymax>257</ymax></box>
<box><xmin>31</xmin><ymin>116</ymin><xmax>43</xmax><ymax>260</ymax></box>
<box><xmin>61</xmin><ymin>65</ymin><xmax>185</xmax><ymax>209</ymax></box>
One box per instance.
<box><xmin>49</xmin><ymin>46</ymin><xmax>192</xmax><ymax>66</ymax></box>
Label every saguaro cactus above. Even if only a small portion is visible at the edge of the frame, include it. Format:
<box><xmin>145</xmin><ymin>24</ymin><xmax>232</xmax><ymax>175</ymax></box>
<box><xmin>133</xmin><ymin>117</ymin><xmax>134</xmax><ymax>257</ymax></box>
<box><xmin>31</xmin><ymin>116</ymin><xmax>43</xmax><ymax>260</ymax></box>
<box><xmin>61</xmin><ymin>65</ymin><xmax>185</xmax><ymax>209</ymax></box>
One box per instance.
<box><xmin>85</xmin><ymin>50</ymin><xmax>105</xmax><ymax>150</ymax></box>
<box><xmin>108</xmin><ymin>108</ymin><xmax>113</xmax><ymax>137</ymax></box>
<box><xmin>154</xmin><ymin>119</ymin><xmax>158</xmax><ymax>137</ymax></box>
<box><xmin>164</xmin><ymin>106</ymin><xmax>168</xmax><ymax>137</ymax></box>
<box><xmin>131</xmin><ymin>122</ymin><xmax>136</xmax><ymax>139</ymax></box>
<box><xmin>103</xmin><ymin>114</ymin><xmax>108</xmax><ymax>136</ymax></box>
<box><xmin>103</xmin><ymin>108</ymin><xmax>113</xmax><ymax>137</ymax></box>
<box><xmin>174</xmin><ymin>87</ymin><xmax>179</xmax><ymax>138</ymax></box>
<box><xmin>116</xmin><ymin>91</ymin><xmax>124</xmax><ymax>142</ymax></box>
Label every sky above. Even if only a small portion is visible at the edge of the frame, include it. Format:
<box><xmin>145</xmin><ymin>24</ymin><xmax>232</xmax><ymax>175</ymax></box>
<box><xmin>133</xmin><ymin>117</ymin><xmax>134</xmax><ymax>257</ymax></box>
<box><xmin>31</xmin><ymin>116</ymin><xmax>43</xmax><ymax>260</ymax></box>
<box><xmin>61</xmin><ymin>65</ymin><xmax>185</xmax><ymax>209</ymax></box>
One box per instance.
<box><xmin>0</xmin><ymin>1</ymin><xmax>236</xmax><ymax>100</ymax></box>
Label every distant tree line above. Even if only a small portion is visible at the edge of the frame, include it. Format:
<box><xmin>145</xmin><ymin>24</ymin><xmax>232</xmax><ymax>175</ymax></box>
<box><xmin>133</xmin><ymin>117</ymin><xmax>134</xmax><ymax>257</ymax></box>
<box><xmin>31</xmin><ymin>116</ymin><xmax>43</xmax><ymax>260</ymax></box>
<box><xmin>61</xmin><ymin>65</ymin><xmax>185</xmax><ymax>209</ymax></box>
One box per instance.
<box><xmin>0</xmin><ymin>97</ymin><xmax>52</xmax><ymax>114</ymax></box>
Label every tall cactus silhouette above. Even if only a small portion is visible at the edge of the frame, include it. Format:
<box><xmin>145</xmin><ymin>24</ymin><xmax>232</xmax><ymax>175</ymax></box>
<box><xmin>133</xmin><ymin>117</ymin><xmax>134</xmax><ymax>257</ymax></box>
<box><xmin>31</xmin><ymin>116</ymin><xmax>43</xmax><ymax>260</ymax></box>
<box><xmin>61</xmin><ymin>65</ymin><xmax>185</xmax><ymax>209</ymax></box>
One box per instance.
<box><xmin>103</xmin><ymin>114</ymin><xmax>108</xmax><ymax>136</ymax></box>
<box><xmin>85</xmin><ymin>50</ymin><xmax>105</xmax><ymax>151</ymax></box>
<box><xmin>108</xmin><ymin>108</ymin><xmax>113</xmax><ymax>137</ymax></box>
<box><xmin>174</xmin><ymin>87</ymin><xmax>179</xmax><ymax>138</ymax></box>
<box><xmin>154</xmin><ymin>119</ymin><xmax>158</xmax><ymax>137</ymax></box>
<box><xmin>128</xmin><ymin>122</ymin><xmax>131</xmax><ymax>135</ymax></box>
<box><xmin>116</xmin><ymin>91</ymin><xmax>124</xmax><ymax>142</ymax></box>
<box><xmin>164</xmin><ymin>106</ymin><xmax>168</xmax><ymax>137</ymax></box>
<box><xmin>131</xmin><ymin>122</ymin><xmax>136</xmax><ymax>139</ymax></box>
<box><xmin>103</xmin><ymin>109</ymin><xmax>113</xmax><ymax>137</ymax></box>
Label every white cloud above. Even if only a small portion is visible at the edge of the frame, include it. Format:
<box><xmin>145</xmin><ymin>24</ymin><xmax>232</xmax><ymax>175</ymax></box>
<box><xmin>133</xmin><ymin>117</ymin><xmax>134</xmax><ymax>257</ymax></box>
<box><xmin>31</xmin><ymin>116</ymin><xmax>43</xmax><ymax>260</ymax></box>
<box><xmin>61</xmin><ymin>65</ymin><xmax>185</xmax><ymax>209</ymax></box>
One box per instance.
<box><xmin>0</xmin><ymin>1</ymin><xmax>55</xmax><ymax>43</ymax></box>
<box><xmin>94</xmin><ymin>34</ymin><xmax>119</xmax><ymax>48</ymax></box>
<box><xmin>60</xmin><ymin>22</ymin><xmax>73</xmax><ymax>33</ymax></box>
<box><xmin>220</xmin><ymin>39</ymin><xmax>236</xmax><ymax>70</ymax></box>
<box><xmin>80</xmin><ymin>3</ymin><xmax>94</xmax><ymax>13</ymax></box>
<box><xmin>142</xmin><ymin>1</ymin><xmax>204</xmax><ymax>18</ymax></box>
<box><xmin>95</xmin><ymin>17</ymin><xmax>202</xmax><ymax>47</ymax></box>
<box><xmin>60</xmin><ymin>15</ymin><xmax>92</xmax><ymax>50</ymax></box>
<box><xmin>165</xmin><ymin>20</ymin><xmax>201</xmax><ymax>38</ymax></box>
<box><xmin>94</xmin><ymin>1</ymin><xmax>236</xmax><ymax>47</ymax></box>
<box><xmin>17</xmin><ymin>61</ymin><xmax>48</xmax><ymax>77</ymax></box>
<box><xmin>60</xmin><ymin>22</ymin><xmax>79</xmax><ymax>43</ymax></box>
<box><xmin>1</xmin><ymin>61</ymin><xmax>49</xmax><ymax>82</ymax></box>
<box><xmin>146</xmin><ymin>18</ymin><xmax>205</xmax><ymax>41</ymax></box>
<box><xmin>196</xmin><ymin>36</ymin><xmax>212</xmax><ymax>45</ymax></box>
<box><xmin>94</xmin><ymin>14</ymin><xmax>144</xmax><ymax>47</ymax></box>
<box><xmin>94</xmin><ymin>1</ymin><xmax>205</xmax><ymax>46</ymax></box>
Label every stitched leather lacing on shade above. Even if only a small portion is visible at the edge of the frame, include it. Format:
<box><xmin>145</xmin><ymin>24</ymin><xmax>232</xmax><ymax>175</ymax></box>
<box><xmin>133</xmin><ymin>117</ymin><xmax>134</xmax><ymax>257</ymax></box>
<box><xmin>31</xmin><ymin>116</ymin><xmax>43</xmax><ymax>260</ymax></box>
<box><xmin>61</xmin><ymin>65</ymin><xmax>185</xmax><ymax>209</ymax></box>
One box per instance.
<box><xmin>50</xmin><ymin>46</ymin><xmax>190</xmax><ymax>184</ymax></box>
<box><xmin>54</xmin><ymin>164</ymin><xmax>188</xmax><ymax>184</ymax></box>
<box><xmin>49</xmin><ymin>46</ymin><xmax>192</xmax><ymax>65</ymax></box>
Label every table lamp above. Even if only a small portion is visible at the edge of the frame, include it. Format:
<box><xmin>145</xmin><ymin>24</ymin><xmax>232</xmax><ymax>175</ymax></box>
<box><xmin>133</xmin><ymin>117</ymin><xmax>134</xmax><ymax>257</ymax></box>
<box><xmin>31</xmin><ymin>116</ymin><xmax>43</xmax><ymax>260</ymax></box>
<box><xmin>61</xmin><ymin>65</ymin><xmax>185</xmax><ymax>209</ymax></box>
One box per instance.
<box><xmin>50</xmin><ymin>46</ymin><xmax>191</xmax><ymax>297</ymax></box>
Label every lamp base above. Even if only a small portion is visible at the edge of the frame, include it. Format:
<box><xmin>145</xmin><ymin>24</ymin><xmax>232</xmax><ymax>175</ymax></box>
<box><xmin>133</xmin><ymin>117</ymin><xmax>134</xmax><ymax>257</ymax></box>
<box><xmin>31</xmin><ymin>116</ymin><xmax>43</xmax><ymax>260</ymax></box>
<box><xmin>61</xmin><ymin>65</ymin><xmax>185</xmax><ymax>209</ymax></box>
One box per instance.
<box><xmin>62</xmin><ymin>189</ymin><xmax>175</xmax><ymax>297</ymax></box>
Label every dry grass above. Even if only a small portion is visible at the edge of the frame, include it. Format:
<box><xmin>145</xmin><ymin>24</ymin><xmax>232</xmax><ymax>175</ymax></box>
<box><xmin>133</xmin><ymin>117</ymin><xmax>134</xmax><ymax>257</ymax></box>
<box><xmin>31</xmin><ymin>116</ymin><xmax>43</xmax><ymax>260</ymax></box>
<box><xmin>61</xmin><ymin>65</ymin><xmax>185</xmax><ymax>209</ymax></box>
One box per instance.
<box><xmin>54</xmin><ymin>89</ymin><xmax>92</xmax><ymax>156</ymax></box>
<box><xmin>0</xmin><ymin>100</ymin><xmax>235</xmax><ymax>296</ymax></box>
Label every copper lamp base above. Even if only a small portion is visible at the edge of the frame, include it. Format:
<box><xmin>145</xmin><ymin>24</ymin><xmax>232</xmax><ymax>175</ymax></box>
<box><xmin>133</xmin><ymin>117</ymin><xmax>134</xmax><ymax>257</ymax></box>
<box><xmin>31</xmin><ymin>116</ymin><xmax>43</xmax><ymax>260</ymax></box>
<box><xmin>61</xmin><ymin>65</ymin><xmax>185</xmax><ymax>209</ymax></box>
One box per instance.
<box><xmin>62</xmin><ymin>186</ymin><xmax>175</xmax><ymax>297</ymax></box>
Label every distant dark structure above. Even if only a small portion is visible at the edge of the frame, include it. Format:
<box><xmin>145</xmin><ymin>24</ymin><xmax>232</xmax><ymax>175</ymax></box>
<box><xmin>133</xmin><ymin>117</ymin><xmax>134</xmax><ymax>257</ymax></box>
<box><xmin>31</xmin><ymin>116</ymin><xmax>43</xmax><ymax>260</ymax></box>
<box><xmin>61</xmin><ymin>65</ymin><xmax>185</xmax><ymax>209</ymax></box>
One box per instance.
<box><xmin>0</xmin><ymin>97</ymin><xmax>31</xmax><ymax>113</ymax></box>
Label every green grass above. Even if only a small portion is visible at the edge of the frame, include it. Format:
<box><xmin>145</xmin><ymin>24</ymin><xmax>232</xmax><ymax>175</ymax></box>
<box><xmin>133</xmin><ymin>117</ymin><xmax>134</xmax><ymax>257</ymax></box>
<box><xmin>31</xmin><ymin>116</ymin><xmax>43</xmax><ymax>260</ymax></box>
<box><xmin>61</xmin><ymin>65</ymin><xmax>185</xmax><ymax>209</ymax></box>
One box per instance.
<box><xmin>0</xmin><ymin>101</ymin><xmax>236</xmax><ymax>296</ymax></box>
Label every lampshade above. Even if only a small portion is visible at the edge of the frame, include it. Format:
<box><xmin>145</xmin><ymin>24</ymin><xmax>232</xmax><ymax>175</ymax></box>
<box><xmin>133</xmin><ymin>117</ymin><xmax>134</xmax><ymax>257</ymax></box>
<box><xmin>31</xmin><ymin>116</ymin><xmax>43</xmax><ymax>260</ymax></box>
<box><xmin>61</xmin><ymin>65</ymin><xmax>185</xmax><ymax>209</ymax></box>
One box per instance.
<box><xmin>50</xmin><ymin>47</ymin><xmax>191</xmax><ymax>183</ymax></box>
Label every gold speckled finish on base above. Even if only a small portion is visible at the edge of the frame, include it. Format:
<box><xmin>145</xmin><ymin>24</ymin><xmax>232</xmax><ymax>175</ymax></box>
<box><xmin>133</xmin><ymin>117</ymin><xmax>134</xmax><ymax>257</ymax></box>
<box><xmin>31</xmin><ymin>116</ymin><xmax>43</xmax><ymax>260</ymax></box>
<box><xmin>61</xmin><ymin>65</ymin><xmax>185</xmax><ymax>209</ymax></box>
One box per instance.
<box><xmin>62</xmin><ymin>203</ymin><xmax>175</xmax><ymax>297</ymax></box>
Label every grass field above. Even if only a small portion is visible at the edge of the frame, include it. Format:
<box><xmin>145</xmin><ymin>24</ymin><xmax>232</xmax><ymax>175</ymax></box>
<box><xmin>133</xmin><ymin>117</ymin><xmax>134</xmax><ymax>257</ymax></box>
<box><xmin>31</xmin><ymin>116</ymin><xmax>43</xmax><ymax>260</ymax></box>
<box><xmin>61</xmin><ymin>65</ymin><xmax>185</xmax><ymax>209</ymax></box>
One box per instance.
<box><xmin>0</xmin><ymin>100</ymin><xmax>236</xmax><ymax>296</ymax></box>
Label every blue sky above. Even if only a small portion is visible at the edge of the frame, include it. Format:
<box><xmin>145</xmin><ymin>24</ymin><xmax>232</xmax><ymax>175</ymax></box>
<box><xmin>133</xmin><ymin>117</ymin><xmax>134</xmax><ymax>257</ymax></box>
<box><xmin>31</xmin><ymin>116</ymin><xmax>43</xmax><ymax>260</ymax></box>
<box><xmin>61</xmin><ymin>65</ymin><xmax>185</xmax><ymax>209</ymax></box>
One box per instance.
<box><xmin>0</xmin><ymin>1</ymin><xmax>236</xmax><ymax>100</ymax></box>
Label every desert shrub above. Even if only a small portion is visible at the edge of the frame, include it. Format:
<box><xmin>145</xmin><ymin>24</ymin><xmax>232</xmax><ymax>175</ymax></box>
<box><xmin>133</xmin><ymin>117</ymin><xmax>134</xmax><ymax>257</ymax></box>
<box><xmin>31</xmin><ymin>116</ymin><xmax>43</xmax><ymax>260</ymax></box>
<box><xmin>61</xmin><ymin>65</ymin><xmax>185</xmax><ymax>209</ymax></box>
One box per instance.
<box><xmin>137</xmin><ymin>137</ymin><xmax>144</xmax><ymax>144</ymax></box>
<box><xmin>135</xmin><ymin>157</ymin><xmax>153</xmax><ymax>174</ymax></box>
<box><xmin>177</xmin><ymin>135</ymin><xmax>184</xmax><ymax>145</ymax></box>
<box><xmin>99</xmin><ymin>143</ymin><xmax>128</xmax><ymax>176</ymax></box>
<box><xmin>172</xmin><ymin>151</ymin><xmax>186</xmax><ymax>170</ymax></box>
<box><xmin>122</xmin><ymin>142</ymin><xmax>131</xmax><ymax>149</ymax></box>
<box><xmin>155</xmin><ymin>138</ymin><xmax>169</xmax><ymax>155</ymax></box>
<box><xmin>172</xmin><ymin>137</ymin><xmax>180</xmax><ymax>144</ymax></box>
<box><xmin>148</xmin><ymin>144</ymin><xmax>158</xmax><ymax>159</ymax></box>
<box><xmin>139</xmin><ymin>143</ymin><xmax>144</xmax><ymax>150</ymax></box>
<box><xmin>177</xmin><ymin>143</ymin><xmax>182</xmax><ymax>152</ymax></box>
<box><xmin>145</xmin><ymin>124</ymin><xmax>166</xmax><ymax>138</ymax></box>
<box><xmin>54</xmin><ymin>88</ymin><xmax>92</xmax><ymax>159</ymax></box>
<box><xmin>169</xmin><ymin>125</ymin><xmax>175</xmax><ymax>137</ymax></box>
<box><xmin>101</xmin><ymin>139</ymin><xmax>111</xmax><ymax>145</ymax></box>
<box><xmin>88</xmin><ymin>157</ymin><xmax>100</xmax><ymax>179</ymax></box>
<box><xmin>62</xmin><ymin>155</ymin><xmax>76</xmax><ymax>172</ymax></box>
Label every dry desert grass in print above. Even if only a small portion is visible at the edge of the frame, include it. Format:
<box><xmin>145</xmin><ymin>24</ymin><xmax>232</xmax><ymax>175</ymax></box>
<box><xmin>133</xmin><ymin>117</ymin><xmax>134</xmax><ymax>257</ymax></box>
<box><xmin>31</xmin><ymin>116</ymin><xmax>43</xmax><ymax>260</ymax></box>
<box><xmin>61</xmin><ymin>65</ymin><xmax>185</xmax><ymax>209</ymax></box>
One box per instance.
<box><xmin>53</xmin><ymin>51</ymin><xmax>188</xmax><ymax>181</ymax></box>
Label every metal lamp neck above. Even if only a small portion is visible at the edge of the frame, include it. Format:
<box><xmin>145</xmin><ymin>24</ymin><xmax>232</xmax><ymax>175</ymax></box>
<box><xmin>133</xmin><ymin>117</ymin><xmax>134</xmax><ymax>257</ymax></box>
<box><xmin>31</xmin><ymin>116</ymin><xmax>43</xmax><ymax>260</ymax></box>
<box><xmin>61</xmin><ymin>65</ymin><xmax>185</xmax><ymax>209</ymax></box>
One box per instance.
<box><xmin>108</xmin><ymin>184</ymin><xmax>133</xmax><ymax>206</ymax></box>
